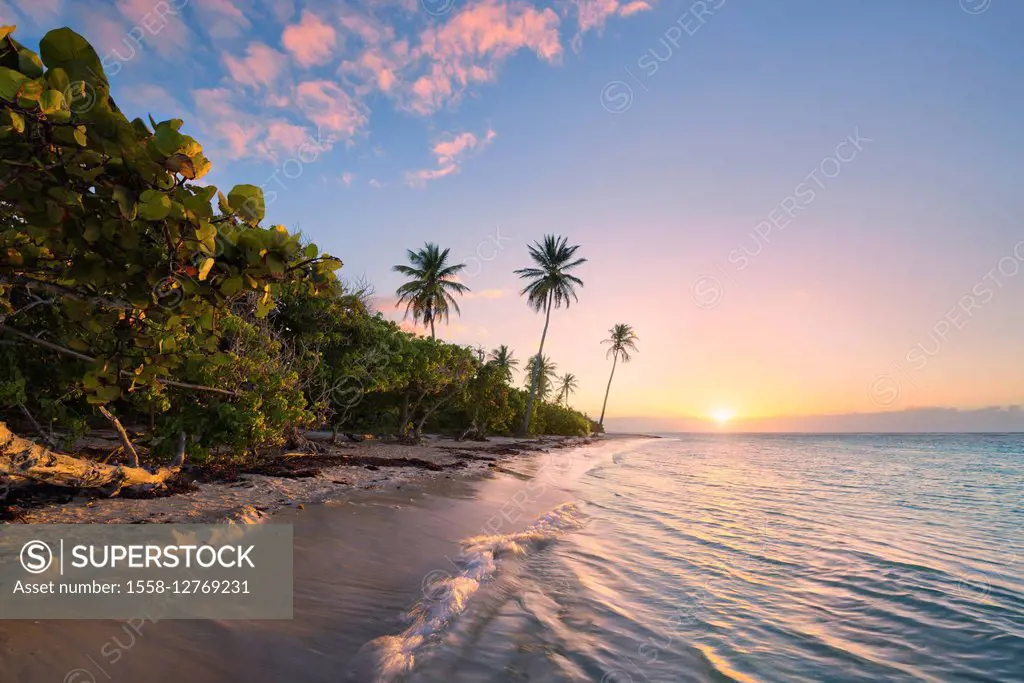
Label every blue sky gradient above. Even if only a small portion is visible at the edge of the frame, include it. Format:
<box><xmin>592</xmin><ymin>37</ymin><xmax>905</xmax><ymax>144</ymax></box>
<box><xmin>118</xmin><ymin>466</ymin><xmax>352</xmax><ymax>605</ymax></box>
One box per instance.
<box><xmin>3</xmin><ymin>0</ymin><xmax>1023</xmax><ymax>430</ymax></box>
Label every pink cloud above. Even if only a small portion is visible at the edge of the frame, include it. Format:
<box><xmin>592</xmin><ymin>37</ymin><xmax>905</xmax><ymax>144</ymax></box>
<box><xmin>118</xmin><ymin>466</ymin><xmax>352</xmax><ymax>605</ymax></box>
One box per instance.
<box><xmin>402</xmin><ymin>0</ymin><xmax>562</xmax><ymax>114</ymax></box>
<box><xmin>257</xmin><ymin>120</ymin><xmax>312</xmax><ymax>159</ymax></box>
<box><xmin>192</xmin><ymin>89</ymin><xmax>320</xmax><ymax>163</ymax></box>
<box><xmin>115</xmin><ymin>0</ymin><xmax>189</xmax><ymax>58</ymax></box>
<box><xmin>196</xmin><ymin>0</ymin><xmax>251</xmax><ymax>39</ymax></box>
<box><xmin>619</xmin><ymin>1</ymin><xmax>652</xmax><ymax>16</ymax></box>
<box><xmin>224</xmin><ymin>42</ymin><xmax>287</xmax><ymax>90</ymax></box>
<box><xmin>267</xmin><ymin>0</ymin><xmax>295</xmax><ymax>23</ymax></box>
<box><xmin>339</xmin><ymin>10</ymin><xmax>396</xmax><ymax>46</ymax></box>
<box><xmin>282</xmin><ymin>10</ymin><xmax>337</xmax><ymax>68</ymax></box>
<box><xmin>121</xmin><ymin>83</ymin><xmax>187</xmax><ymax>117</ymax></box>
<box><xmin>406</xmin><ymin>128</ymin><xmax>496</xmax><ymax>186</ymax></box>
<box><xmin>341</xmin><ymin>45</ymin><xmax>408</xmax><ymax>94</ymax></box>
<box><xmin>193</xmin><ymin>88</ymin><xmax>262</xmax><ymax>160</ymax></box>
<box><xmin>79</xmin><ymin>13</ymin><xmax>130</xmax><ymax>58</ymax></box>
<box><xmin>569</xmin><ymin>0</ymin><xmax>654</xmax><ymax>50</ymax></box>
<box><xmin>295</xmin><ymin>80</ymin><xmax>368</xmax><ymax>139</ymax></box>
<box><xmin>340</xmin><ymin>172</ymin><xmax>356</xmax><ymax>186</ymax></box>
<box><xmin>10</xmin><ymin>0</ymin><xmax>62</xmax><ymax>26</ymax></box>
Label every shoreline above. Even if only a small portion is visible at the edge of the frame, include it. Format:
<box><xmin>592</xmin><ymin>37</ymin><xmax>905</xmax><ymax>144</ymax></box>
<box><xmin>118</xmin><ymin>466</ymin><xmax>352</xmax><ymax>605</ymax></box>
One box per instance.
<box><xmin>2</xmin><ymin>435</ymin><xmax>599</xmax><ymax>525</ymax></box>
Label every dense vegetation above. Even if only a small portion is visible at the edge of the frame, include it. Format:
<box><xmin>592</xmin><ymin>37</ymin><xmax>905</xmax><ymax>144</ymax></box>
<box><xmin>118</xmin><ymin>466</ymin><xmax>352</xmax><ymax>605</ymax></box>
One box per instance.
<box><xmin>0</xmin><ymin>26</ymin><xmax>600</xmax><ymax>480</ymax></box>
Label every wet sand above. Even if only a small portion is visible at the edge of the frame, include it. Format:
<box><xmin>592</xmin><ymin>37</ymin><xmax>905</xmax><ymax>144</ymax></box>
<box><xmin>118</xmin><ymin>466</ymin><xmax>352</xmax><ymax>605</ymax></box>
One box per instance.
<box><xmin>0</xmin><ymin>439</ymin><xmax>596</xmax><ymax>683</ymax></box>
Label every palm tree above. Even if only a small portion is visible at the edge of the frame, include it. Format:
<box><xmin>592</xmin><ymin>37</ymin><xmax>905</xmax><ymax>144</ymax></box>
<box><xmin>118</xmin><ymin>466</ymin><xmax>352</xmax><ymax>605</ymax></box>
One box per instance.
<box><xmin>488</xmin><ymin>345</ymin><xmax>518</xmax><ymax>380</ymax></box>
<box><xmin>393</xmin><ymin>243</ymin><xmax>470</xmax><ymax>339</ymax></box>
<box><xmin>556</xmin><ymin>372</ymin><xmax>578</xmax><ymax>407</ymax></box>
<box><xmin>598</xmin><ymin>323</ymin><xmax>639</xmax><ymax>427</ymax></box>
<box><xmin>514</xmin><ymin>235</ymin><xmax>586</xmax><ymax>433</ymax></box>
<box><xmin>524</xmin><ymin>354</ymin><xmax>558</xmax><ymax>402</ymax></box>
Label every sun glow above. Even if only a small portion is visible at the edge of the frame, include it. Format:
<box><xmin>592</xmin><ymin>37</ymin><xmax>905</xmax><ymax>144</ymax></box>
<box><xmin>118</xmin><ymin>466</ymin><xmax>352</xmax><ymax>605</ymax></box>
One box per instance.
<box><xmin>711</xmin><ymin>409</ymin><xmax>734</xmax><ymax>426</ymax></box>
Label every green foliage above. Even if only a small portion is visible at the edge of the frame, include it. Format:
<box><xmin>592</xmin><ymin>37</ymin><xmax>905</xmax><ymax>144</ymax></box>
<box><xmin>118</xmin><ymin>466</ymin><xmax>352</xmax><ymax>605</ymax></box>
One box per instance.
<box><xmin>0</xmin><ymin>24</ymin><xmax>593</xmax><ymax>465</ymax></box>
<box><xmin>0</xmin><ymin>25</ymin><xmax>338</xmax><ymax>460</ymax></box>
<box><xmin>532</xmin><ymin>401</ymin><xmax>592</xmax><ymax>437</ymax></box>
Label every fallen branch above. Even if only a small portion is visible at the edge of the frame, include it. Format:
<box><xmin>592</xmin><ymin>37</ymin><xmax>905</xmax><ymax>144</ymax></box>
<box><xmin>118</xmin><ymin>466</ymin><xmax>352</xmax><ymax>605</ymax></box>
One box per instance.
<box><xmin>18</xmin><ymin>403</ymin><xmax>57</xmax><ymax>449</ymax></box>
<box><xmin>96</xmin><ymin>406</ymin><xmax>140</xmax><ymax>467</ymax></box>
<box><xmin>0</xmin><ymin>421</ymin><xmax>179</xmax><ymax>496</ymax></box>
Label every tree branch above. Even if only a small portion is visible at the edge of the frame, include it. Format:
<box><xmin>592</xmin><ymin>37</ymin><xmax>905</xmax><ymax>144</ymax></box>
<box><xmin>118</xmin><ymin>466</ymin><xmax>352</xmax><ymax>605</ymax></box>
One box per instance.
<box><xmin>0</xmin><ymin>326</ymin><xmax>240</xmax><ymax>397</ymax></box>
<box><xmin>0</xmin><ymin>273</ymin><xmax>134</xmax><ymax>310</ymax></box>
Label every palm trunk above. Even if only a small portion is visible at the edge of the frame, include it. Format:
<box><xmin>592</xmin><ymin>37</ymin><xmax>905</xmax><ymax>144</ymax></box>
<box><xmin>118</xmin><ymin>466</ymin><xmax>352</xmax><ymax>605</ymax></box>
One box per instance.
<box><xmin>521</xmin><ymin>292</ymin><xmax>552</xmax><ymax>435</ymax></box>
<box><xmin>598</xmin><ymin>352</ymin><xmax>618</xmax><ymax>427</ymax></box>
<box><xmin>429</xmin><ymin>318</ymin><xmax>435</xmax><ymax>339</ymax></box>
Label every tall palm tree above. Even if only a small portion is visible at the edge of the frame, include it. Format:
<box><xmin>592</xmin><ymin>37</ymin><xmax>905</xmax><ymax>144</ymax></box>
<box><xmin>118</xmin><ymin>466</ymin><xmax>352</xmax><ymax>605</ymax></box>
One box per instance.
<box><xmin>393</xmin><ymin>243</ymin><xmax>470</xmax><ymax>339</ymax></box>
<box><xmin>514</xmin><ymin>235</ymin><xmax>586</xmax><ymax>433</ymax></box>
<box><xmin>524</xmin><ymin>354</ymin><xmax>558</xmax><ymax>402</ymax></box>
<box><xmin>488</xmin><ymin>345</ymin><xmax>518</xmax><ymax>380</ymax></box>
<box><xmin>556</xmin><ymin>372</ymin><xmax>578</xmax><ymax>407</ymax></box>
<box><xmin>598</xmin><ymin>323</ymin><xmax>639</xmax><ymax>427</ymax></box>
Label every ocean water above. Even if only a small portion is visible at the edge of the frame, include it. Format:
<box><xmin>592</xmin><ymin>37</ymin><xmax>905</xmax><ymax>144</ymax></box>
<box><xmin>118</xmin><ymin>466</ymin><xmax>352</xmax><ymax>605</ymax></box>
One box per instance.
<box><xmin>363</xmin><ymin>434</ymin><xmax>1024</xmax><ymax>682</ymax></box>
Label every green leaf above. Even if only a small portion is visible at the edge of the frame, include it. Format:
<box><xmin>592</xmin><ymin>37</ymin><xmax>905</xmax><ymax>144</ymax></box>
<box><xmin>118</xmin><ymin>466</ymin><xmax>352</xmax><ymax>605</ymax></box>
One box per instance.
<box><xmin>38</xmin><ymin>89</ymin><xmax>64</xmax><ymax>114</ymax></box>
<box><xmin>47</xmin><ymin>186</ymin><xmax>82</xmax><ymax>208</ymax></box>
<box><xmin>73</xmin><ymin>125</ymin><xmax>87</xmax><ymax>146</ymax></box>
<box><xmin>217</xmin><ymin>191</ymin><xmax>232</xmax><ymax>215</ymax></box>
<box><xmin>44</xmin><ymin>67</ymin><xmax>70</xmax><ymax>94</ymax></box>
<box><xmin>228</xmin><ymin>184</ymin><xmax>265</xmax><ymax>226</ymax></box>
<box><xmin>265</xmin><ymin>253</ymin><xmax>285</xmax><ymax>275</ymax></box>
<box><xmin>196</xmin><ymin>221</ymin><xmax>217</xmax><ymax>252</ymax></box>
<box><xmin>255</xmin><ymin>295</ymin><xmax>274</xmax><ymax>318</ymax></box>
<box><xmin>138</xmin><ymin>189</ymin><xmax>171</xmax><ymax>221</ymax></box>
<box><xmin>0</xmin><ymin>66</ymin><xmax>28</xmax><ymax>101</ymax></box>
<box><xmin>17</xmin><ymin>48</ymin><xmax>45</xmax><ymax>79</ymax></box>
<box><xmin>112</xmin><ymin>186</ymin><xmax>136</xmax><ymax>220</ymax></box>
<box><xmin>197</xmin><ymin>257</ymin><xmax>215</xmax><ymax>281</ymax></box>
<box><xmin>94</xmin><ymin>384</ymin><xmax>122</xmax><ymax>403</ymax></box>
<box><xmin>5</xmin><ymin>108</ymin><xmax>24</xmax><ymax>134</ymax></box>
<box><xmin>220</xmin><ymin>276</ymin><xmax>243</xmax><ymax>296</ymax></box>
<box><xmin>152</xmin><ymin>124</ymin><xmax>187</xmax><ymax>156</ymax></box>
<box><xmin>197</xmin><ymin>309</ymin><xmax>214</xmax><ymax>330</ymax></box>
<box><xmin>38</xmin><ymin>27</ymin><xmax>106</xmax><ymax>84</ymax></box>
<box><xmin>303</xmin><ymin>243</ymin><xmax>319</xmax><ymax>259</ymax></box>
<box><xmin>16</xmin><ymin>79</ymin><xmax>43</xmax><ymax>106</ymax></box>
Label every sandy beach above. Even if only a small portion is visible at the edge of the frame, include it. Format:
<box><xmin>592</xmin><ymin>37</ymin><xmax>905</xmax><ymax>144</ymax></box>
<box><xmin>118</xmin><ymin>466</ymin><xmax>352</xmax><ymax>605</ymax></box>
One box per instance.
<box><xmin>0</xmin><ymin>435</ymin><xmax>625</xmax><ymax>683</ymax></box>
<box><xmin>2</xmin><ymin>435</ymin><xmax>597</xmax><ymax>525</ymax></box>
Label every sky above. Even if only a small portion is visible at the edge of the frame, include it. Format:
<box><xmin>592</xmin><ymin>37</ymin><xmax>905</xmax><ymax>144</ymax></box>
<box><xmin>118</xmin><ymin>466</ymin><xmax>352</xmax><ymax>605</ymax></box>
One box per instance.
<box><xmin>3</xmin><ymin>0</ymin><xmax>1024</xmax><ymax>432</ymax></box>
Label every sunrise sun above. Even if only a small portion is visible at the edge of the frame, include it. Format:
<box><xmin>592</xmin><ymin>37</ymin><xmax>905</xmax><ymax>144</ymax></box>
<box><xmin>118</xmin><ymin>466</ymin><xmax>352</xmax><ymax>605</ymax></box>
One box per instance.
<box><xmin>711</xmin><ymin>409</ymin><xmax>734</xmax><ymax>426</ymax></box>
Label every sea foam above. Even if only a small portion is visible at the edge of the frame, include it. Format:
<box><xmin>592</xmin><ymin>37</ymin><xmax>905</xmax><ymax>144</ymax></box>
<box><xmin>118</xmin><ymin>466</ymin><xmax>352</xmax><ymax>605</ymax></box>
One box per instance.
<box><xmin>346</xmin><ymin>501</ymin><xmax>585</xmax><ymax>682</ymax></box>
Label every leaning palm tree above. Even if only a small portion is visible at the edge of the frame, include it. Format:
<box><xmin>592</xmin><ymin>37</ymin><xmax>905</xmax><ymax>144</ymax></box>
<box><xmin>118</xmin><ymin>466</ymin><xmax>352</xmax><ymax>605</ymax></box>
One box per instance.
<box><xmin>488</xmin><ymin>345</ymin><xmax>518</xmax><ymax>380</ymax></box>
<box><xmin>393</xmin><ymin>243</ymin><xmax>470</xmax><ymax>339</ymax></box>
<box><xmin>515</xmin><ymin>235</ymin><xmax>586</xmax><ymax>433</ymax></box>
<box><xmin>524</xmin><ymin>354</ymin><xmax>558</xmax><ymax>402</ymax></box>
<box><xmin>556</xmin><ymin>372</ymin><xmax>578</xmax><ymax>407</ymax></box>
<box><xmin>598</xmin><ymin>323</ymin><xmax>639</xmax><ymax>427</ymax></box>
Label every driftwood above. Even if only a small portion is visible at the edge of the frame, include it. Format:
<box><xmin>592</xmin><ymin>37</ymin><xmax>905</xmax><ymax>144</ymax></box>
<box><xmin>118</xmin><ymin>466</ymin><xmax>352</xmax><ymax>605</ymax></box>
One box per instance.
<box><xmin>0</xmin><ymin>421</ymin><xmax>179</xmax><ymax>496</ymax></box>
